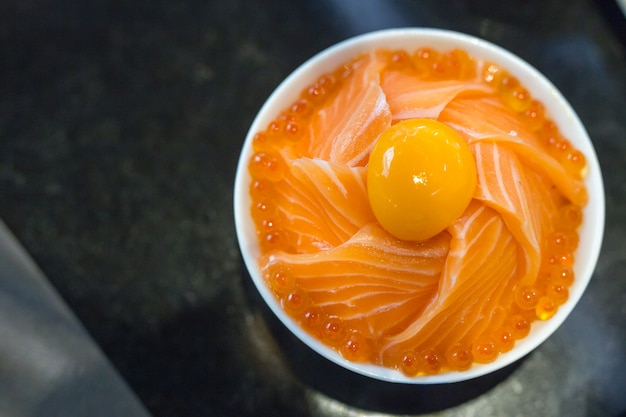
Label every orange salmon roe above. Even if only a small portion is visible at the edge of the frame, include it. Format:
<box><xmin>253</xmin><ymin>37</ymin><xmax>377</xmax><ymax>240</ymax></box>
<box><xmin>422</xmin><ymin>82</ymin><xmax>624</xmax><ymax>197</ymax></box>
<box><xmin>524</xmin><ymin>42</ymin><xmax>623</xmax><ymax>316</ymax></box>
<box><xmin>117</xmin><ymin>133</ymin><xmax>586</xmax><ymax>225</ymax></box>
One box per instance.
<box><xmin>446</xmin><ymin>344</ymin><xmax>473</xmax><ymax>371</ymax></box>
<box><xmin>418</xmin><ymin>349</ymin><xmax>442</xmax><ymax>374</ymax></box>
<box><xmin>472</xmin><ymin>336</ymin><xmax>499</xmax><ymax>364</ymax></box>
<box><xmin>341</xmin><ymin>332</ymin><xmax>372</xmax><ymax>362</ymax></box>
<box><xmin>494</xmin><ymin>327</ymin><xmax>516</xmax><ymax>353</ymax></box>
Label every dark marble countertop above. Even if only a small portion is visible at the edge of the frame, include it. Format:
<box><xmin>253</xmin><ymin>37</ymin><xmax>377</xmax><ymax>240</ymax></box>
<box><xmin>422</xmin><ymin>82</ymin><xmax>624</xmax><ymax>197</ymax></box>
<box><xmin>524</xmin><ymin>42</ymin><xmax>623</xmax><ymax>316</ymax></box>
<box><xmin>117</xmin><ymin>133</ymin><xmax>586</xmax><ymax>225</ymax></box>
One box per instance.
<box><xmin>1</xmin><ymin>0</ymin><xmax>625</xmax><ymax>416</ymax></box>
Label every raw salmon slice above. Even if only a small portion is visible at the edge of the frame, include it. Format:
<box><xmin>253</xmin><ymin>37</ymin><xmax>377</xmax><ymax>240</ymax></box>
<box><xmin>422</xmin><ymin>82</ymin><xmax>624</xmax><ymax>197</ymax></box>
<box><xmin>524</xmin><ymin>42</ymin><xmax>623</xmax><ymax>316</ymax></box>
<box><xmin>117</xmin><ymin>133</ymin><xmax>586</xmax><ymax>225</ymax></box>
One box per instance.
<box><xmin>380</xmin><ymin>69</ymin><xmax>492</xmax><ymax>121</ymax></box>
<box><xmin>307</xmin><ymin>51</ymin><xmax>392</xmax><ymax>167</ymax></box>
<box><xmin>272</xmin><ymin>157</ymin><xmax>376</xmax><ymax>252</ymax></box>
<box><xmin>380</xmin><ymin>201</ymin><xmax>519</xmax><ymax>358</ymax></box>
<box><xmin>440</xmin><ymin>96</ymin><xmax>587</xmax><ymax>206</ymax></box>
<box><xmin>260</xmin><ymin>223</ymin><xmax>450</xmax><ymax>339</ymax></box>
<box><xmin>472</xmin><ymin>141</ymin><xmax>544</xmax><ymax>286</ymax></box>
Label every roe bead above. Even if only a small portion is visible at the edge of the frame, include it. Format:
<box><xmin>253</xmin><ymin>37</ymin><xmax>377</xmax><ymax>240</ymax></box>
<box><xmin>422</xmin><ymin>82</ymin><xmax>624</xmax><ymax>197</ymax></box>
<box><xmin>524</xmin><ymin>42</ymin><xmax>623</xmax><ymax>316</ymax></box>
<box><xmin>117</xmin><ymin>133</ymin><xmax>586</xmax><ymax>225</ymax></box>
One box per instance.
<box><xmin>250</xmin><ymin>178</ymin><xmax>273</xmax><ymax>197</ymax></box>
<box><xmin>482</xmin><ymin>62</ymin><xmax>503</xmax><ymax>84</ymax></box>
<box><xmin>536</xmin><ymin>296</ymin><xmax>558</xmax><ymax>320</ymax></box>
<box><xmin>509</xmin><ymin>314</ymin><xmax>531</xmax><ymax>339</ymax></box>
<box><xmin>341</xmin><ymin>332</ymin><xmax>371</xmax><ymax>362</ymax></box>
<box><xmin>514</xmin><ymin>286</ymin><xmax>539</xmax><ymax>310</ymax></box>
<box><xmin>284</xmin><ymin>289</ymin><xmax>308</xmax><ymax>314</ymax></box>
<box><xmin>260</xmin><ymin>218</ymin><xmax>276</xmax><ymax>232</ymax></box>
<box><xmin>305</xmin><ymin>74</ymin><xmax>337</xmax><ymax>103</ymax></box>
<box><xmin>502</xmin><ymin>84</ymin><xmax>532</xmax><ymax>113</ymax></box>
<box><xmin>563</xmin><ymin>150</ymin><xmax>586</xmax><ymax>177</ymax></box>
<box><xmin>322</xmin><ymin>317</ymin><xmax>345</xmax><ymax>342</ymax></box>
<box><xmin>555</xmin><ymin>139</ymin><xmax>570</xmax><ymax>154</ymax></box>
<box><xmin>251</xmin><ymin>200</ymin><xmax>276</xmax><ymax>223</ymax></box>
<box><xmin>537</xmin><ymin>121</ymin><xmax>561</xmax><ymax>150</ymax></box>
<box><xmin>252</xmin><ymin>132</ymin><xmax>275</xmax><ymax>152</ymax></box>
<box><xmin>433</xmin><ymin>49</ymin><xmax>474</xmax><ymax>79</ymax></box>
<box><xmin>290</xmin><ymin>99</ymin><xmax>313</xmax><ymax>118</ymax></box>
<box><xmin>284</xmin><ymin>120</ymin><xmax>303</xmax><ymax>141</ymax></box>
<box><xmin>497</xmin><ymin>75</ymin><xmax>532</xmax><ymax>112</ymax></box>
<box><xmin>413</xmin><ymin>48</ymin><xmax>440</xmax><ymax>76</ymax></box>
<box><xmin>446</xmin><ymin>344</ymin><xmax>473</xmax><ymax>371</ymax></box>
<box><xmin>418</xmin><ymin>349</ymin><xmax>442</xmax><ymax>374</ymax></box>
<box><xmin>523</xmin><ymin>100</ymin><xmax>545</xmax><ymax>131</ymax></box>
<box><xmin>546</xmin><ymin>251</ymin><xmax>574</xmax><ymax>268</ymax></box>
<box><xmin>471</xmin><ymin>337</ymin><xmax>499</xmax><ymax>364</ymax></box>
<box><xmin>548</xmin><ymin>231</ymin><xmax>570</xmax><ymax>251</ymax></box>
<box><xmin>268</xmin><ymin>268</ymin><xmax>295</xmax><ymax>295</ymax></box>
<box><xmin>303</xmin><ymin>308</ymin><xmax>323</xmax><ymax>329</ymax></box>
<box><xmin>260</xmin><ymin>229</ymin><xmax>290</xmax><ymax>251</ymax></box>
<box><xmin>248</xmin><ymin>152</ymin><xmax>285</xmax><ymax>182</ymax></box>
<box><xmin>550</xmin><ymin>266</ymin><xmax>575</xmax><ymax>286</ymax></box>
<box><xmin>400</xmin><ymin>350</ymin><xmax>420</xmax><ymax>376</ymax></box>
<box><xmin>389</xmin><ymin>50</ymin><xmax>412</xmax><ymax>69</ymax></box>
<box><xmin>546</xmin><ymin>280</ymin><xmax>569</xmax><ymax>305</ymax></box>
<box><xmin>495</xmin><ymin>328</ymin><xmax>515</xmax><ymax>353</ymax></box>
<box><xmin>446</xmin><ymin>49</ymin><xmax>474</xmax><ymax>79</ymax></box>
<box><xmin>558</xmin><ymin>204</ymin><xmax>583</xmax><ymax>230</ymax></box>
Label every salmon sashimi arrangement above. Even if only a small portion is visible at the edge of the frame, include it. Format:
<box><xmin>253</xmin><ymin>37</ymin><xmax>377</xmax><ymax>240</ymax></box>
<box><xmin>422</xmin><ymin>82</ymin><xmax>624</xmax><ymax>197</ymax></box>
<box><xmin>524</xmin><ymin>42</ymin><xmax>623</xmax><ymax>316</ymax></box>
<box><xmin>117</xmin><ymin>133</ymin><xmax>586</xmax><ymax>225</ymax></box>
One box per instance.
<box><xmin>247</xmin><ymin>48</ymin><xmax>588</xmax><ymax>376</ymax></box>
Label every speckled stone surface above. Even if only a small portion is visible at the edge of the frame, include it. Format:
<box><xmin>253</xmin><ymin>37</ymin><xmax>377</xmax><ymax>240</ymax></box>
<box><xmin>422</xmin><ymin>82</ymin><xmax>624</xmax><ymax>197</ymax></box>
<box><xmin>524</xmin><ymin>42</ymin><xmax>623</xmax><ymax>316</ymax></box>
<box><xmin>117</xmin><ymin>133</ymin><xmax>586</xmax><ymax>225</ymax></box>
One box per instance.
<box><xmin>1</xmin><ymin>0</ymin><xmax>625</xmax><ymax>416</ymax></box>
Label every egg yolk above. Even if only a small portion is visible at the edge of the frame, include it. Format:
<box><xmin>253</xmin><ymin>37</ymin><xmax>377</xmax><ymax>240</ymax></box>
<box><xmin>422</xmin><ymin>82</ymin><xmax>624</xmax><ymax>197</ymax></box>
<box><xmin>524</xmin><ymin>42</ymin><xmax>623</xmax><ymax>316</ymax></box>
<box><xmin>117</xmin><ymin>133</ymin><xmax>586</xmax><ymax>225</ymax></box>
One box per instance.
<box><xmin>367</xmin><ymin>118</ymin><xmax>477</xmax><ymax>241</ymax></box>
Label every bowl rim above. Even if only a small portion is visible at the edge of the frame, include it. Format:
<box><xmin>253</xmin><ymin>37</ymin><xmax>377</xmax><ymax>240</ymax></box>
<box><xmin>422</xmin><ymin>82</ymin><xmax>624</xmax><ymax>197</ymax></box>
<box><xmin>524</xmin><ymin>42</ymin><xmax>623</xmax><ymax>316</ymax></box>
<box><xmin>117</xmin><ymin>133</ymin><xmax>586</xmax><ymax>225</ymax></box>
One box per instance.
<box><xmin>233</xmin><ymin>27</ymin><xmax>605</xmax><ymax>384</ymax></box>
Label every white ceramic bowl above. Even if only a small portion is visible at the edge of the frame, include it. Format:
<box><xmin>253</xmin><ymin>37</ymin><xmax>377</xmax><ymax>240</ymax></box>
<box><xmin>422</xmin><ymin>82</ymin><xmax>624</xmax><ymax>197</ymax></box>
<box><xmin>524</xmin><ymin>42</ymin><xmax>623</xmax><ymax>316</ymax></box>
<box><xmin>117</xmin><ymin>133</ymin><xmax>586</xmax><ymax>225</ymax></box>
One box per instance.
<box><xmin>233</xmin><ymin>28</ymin><xmax>605</xmax><ymax>384</ymax></box>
